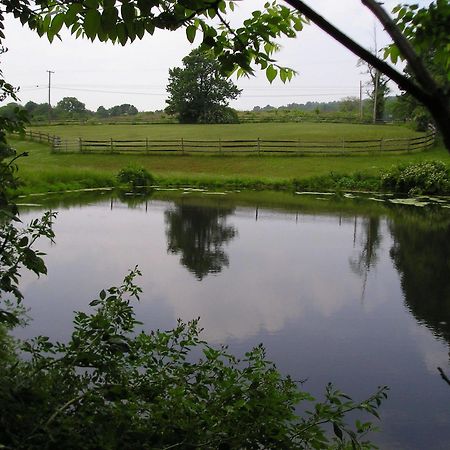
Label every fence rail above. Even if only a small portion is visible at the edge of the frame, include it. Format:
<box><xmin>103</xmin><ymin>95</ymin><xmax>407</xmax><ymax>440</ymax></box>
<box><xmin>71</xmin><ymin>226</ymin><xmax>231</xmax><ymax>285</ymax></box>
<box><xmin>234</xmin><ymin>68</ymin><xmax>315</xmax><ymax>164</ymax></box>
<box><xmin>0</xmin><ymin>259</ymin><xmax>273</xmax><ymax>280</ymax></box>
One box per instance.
<box><xmin>17</xmin><ymin>129</ymin><xmax>436</xmax><ymax>156</ymax></box>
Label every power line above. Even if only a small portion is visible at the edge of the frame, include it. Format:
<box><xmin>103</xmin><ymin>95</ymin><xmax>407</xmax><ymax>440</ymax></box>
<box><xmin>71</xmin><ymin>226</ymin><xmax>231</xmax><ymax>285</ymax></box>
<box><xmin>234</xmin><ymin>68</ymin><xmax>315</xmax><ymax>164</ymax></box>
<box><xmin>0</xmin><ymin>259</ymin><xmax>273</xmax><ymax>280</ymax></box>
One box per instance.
<box><xmin>48</xmin><ymin>86</ymin><xmax>358</xmax><ymax>98</ymax></box>
<box><xmin>47</xmin><ymin>70</ymin><xmax>54</xmax><ymax>124</ymax></box>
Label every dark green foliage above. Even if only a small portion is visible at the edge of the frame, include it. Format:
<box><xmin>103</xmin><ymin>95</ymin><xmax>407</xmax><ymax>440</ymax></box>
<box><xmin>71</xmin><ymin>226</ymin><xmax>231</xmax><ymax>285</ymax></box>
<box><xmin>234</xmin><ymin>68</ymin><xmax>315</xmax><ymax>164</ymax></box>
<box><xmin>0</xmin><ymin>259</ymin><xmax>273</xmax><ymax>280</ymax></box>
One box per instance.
<box><xmin>293</xmin><ymin>172</ymin><xmax>381</xmax><ymax>193</ymax></box>
<box><xmin>55</xmin><ymin>97</ymin><xmax>88</xmax><ymax>119</ymax></box>
<box><xmin>166</xmin><ymin>49</ymin><xmax>241</xmax><ymax>124</ymax></box>
<box><xmin>108</xmin><ymin>104</ymin><xmax>138</xmax><ymax>117</ymax></box>
<box><xmin>381</xmin><ymin>160</ymin><xmax>450</xmax><ymax>195</ymax></box>
<box><xmin>23</xmin><ymin>101</ymin><xmax>50</xmax><ymax>122</ymax></box>
<box><xmin>117</xmin><ymin>166</ymin><xmax>154</xmax><ymax>189</ymax></box>
<box><xmin>0</xmin><ymin>267</ymin><xmax>388</xmax><ymax>449</ymax></box>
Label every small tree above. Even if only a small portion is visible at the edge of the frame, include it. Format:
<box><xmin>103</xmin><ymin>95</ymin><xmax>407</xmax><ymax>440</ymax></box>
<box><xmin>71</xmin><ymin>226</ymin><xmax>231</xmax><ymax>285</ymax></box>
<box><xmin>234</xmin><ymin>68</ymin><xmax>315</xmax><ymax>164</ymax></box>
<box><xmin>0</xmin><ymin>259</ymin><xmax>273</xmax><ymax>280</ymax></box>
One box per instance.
<box><xmin>55</xmin><ymin>97</ymin><xmax>87</xmax><ymax>119</ymax></box>
<box><xmin>361</xmin><ymin>63</ymin><xmax>390</xmax><ymax>122</ymax></box>
<box><xmin>109</xmin><ymin>103</ymin><xmax>138</xmax><ymax>116</ymax></box>
<box><xmin>166</xmin><ymin>49</ymin><xmax>241</xmax><ymax>124</ymax></box>
<box><xmin>339</xmin><ymin>97</ymin><xmax>360</xmax><ymax>114</ymax></box>
<box><xmin>96</xmin><ymin>105</ymin><xmax>109</xmax><ymax>118</ymax></box>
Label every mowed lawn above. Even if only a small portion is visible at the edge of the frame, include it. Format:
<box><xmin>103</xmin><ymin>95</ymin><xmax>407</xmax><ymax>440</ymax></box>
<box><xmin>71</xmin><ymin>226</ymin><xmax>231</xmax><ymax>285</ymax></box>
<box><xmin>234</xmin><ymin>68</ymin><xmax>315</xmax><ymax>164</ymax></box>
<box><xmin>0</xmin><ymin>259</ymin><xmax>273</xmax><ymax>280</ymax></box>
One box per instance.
<box><xmin>30</xmin><ymin>122</ymin><xmax>422</xmax><ymax>141</ymax></box>
<box><xmin>13</xmin><ymin>122</ymin><xmax>449</xmax><ymax>193</ymax></box>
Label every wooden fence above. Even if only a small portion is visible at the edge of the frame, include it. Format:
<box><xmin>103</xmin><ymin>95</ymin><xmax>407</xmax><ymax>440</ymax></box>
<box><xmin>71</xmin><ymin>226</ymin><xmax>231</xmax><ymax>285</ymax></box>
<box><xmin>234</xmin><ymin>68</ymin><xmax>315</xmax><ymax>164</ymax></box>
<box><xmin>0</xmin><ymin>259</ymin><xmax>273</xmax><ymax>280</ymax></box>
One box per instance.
<box><xmin>20</xmin><ymin>129</ymin><xmax>436</xmax><ymax>156</ymax></box>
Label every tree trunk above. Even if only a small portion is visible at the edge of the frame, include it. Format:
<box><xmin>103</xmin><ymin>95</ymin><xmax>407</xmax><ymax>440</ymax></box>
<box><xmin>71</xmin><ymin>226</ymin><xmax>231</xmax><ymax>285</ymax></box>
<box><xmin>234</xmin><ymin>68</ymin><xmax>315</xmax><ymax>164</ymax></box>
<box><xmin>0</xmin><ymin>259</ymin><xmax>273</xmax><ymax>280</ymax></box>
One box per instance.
<box><xmin>428</xmin><ymin>96</ymin><xmax>450</xmax><ymax>150</ymax></box>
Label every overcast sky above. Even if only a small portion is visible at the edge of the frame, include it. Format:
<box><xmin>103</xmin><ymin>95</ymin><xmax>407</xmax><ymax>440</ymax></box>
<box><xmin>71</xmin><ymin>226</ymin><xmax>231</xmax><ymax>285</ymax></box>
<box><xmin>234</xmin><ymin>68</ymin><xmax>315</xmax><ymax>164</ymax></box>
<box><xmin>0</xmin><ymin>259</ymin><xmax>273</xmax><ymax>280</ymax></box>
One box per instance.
<box><xmin>1</xmin><ymin>0</ymin><xmax>425</xmax><ymax>112</ymax></box>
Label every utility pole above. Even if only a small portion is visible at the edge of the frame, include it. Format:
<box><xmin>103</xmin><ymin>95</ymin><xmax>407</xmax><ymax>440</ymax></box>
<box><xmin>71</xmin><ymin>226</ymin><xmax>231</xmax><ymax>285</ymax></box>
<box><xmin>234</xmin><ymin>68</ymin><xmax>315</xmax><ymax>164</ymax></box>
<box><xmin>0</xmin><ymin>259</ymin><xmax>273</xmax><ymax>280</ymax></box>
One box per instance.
<box><xmin>359</xmin><ymin>80</ymin><xmax>363</xmax><ymax>121</ymax></box>
<box><xmin>47</xmin><ymin>70</ymin><xmax>54</xmax><ymax>124</ymax></box>
<box><xmin>372</xmin><ymin>71</ymin><xmax>379</xmax><ymax>124</ymax></box>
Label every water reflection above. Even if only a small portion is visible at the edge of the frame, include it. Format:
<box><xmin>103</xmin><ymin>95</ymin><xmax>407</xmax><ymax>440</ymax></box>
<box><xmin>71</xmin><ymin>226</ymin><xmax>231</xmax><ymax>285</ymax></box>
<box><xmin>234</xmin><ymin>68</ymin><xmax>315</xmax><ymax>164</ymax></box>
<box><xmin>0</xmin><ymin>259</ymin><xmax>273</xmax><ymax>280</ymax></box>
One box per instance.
<box><xmin>164</xmin><ymin>201</ymin><xmax>237</xmax><ymax>279</ymax></box>
<box><xmin>15</xmin><ymin>192</ymin><xmax>450</xmax><ymax>449</ymax></box>
<box><xmin>389</xmin><ymin>208</ymin><xmax>450</xmax><ymax>349</ymax></box>
<box><xmin>349</xmin><ymin>216</ymin><xmax>382</xmax><ymax>300</ymax></box>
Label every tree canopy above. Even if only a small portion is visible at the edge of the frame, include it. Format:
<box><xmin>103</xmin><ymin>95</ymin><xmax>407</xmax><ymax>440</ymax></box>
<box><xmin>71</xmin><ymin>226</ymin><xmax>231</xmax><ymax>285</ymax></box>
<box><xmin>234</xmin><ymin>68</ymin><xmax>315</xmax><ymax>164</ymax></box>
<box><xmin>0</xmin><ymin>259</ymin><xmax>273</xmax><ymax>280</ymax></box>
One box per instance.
<box><xmin>166</xmin><ymin>48</ymin><xmax>241</xmax><ymax>123</ymax></box>
<box><xmin>55</xmin><ymin>96</ymin><xmax>87</xmax><ymax>116</ymax></box>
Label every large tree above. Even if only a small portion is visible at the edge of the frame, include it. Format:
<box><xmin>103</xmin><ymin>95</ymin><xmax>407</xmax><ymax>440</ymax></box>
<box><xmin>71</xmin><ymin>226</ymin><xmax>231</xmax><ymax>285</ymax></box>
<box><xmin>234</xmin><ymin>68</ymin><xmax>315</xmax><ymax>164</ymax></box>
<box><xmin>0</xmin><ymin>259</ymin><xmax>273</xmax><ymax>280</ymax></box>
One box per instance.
<box><xmin>166</xmin><ymin>49</ymin><xmax>240</xmax><ymax>123</ymax></box>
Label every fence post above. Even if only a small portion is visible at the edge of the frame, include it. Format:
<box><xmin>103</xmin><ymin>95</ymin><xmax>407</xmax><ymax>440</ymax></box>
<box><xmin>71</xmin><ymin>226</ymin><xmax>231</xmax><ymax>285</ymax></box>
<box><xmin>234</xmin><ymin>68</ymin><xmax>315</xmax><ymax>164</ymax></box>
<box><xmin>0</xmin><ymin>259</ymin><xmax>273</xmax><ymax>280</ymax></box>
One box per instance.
<box><xmin>110</xmin><ymin>138</ymin><xmax>114</xmax><ymax>153</ymax></box>
<box><xmin>342</xmin><ymin>138</ymin><xmax>345</xmax><ymax>151</ymax></box>
<box><xmin>257</xmin><ymin>137</ymin><xmax>261</xmax><ymax>155</ymax></box>
<box><xmin>407</xmin><ymin>138</ymin><xmax>411</xmax><ymax>152</ymax></box>
<box><xmin>146</xmin><ymin>137</ymin><xmax>149</xmax><ymax>154</ymax></box>
<box><xmin>38</xmin><ymin>131</ymin><xmax>42</xmax><ymax>142</ymax></box>
<box><xmin>181</xmin><ymin>138</ymin><xmax>184</xmax><ymax>155</ymax></box>
<box><xmin>379</xmin><ymin>138</ymin><xmax>383</xmax><ymax>151</ymax></box>
<box><xmin>218</xmin><ymin>138</ymin><xmax>222</xmax><ymax>154</ymax></box>
<box><xmin>79</xmin><ymin>138</ymin><xmax>83</xmax><ymax>153</ymax></box>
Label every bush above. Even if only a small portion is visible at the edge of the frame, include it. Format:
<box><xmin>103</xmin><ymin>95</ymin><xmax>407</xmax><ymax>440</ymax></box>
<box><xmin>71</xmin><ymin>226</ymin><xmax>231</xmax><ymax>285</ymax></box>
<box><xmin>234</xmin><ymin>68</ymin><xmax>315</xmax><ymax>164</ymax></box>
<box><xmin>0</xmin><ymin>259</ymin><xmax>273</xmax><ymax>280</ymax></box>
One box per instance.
<box><xmin>293</xmin><ymin>172</ymin><xmax>380</xmax><ymax>193</ymax></box>
<box><xmin>381</xmin><ymin>160</ymin><xmax>450</xmax><ymax>196</ymax></box>
<box><xmin>117</xmin><ymin>166</ymin><xmax>154</xmax><ymax>190</ymax></box>
<box><xmin>0</xmin><ymin>267</ymin><xmax>388</xmax><ymax>449</ymax></box>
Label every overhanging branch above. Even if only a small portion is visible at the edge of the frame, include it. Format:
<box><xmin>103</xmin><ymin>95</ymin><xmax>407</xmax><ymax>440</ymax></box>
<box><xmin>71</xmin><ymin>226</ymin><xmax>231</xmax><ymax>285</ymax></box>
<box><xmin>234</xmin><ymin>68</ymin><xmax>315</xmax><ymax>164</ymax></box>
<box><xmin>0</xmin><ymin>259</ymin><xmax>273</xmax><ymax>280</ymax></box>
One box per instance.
<box><xmin>282</xmin><ymin>0</ymin><xmax>432</xmax><ymax>105</ymax></box>
<box><xmin>361</xmin><ymin>0</ymin><xmax>439</xmax><ymax>94</ymax></box>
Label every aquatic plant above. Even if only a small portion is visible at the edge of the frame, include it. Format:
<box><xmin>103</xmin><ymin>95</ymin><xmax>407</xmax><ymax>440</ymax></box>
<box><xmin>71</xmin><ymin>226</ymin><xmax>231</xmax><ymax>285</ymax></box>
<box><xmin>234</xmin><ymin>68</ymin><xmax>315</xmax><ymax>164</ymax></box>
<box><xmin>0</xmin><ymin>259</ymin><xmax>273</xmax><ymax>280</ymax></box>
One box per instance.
<box><xmin>381</xmin><ymin>160</ymin><xmax>450</xmax><ymax>196</ymax></box>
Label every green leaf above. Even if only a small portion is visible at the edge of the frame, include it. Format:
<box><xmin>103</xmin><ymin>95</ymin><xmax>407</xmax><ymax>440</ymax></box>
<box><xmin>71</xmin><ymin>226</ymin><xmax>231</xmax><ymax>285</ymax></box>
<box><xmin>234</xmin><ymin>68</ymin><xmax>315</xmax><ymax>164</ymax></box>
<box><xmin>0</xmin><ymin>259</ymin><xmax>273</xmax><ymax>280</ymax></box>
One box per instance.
<box><xmin>101</xmin><ymin>7</ymin><xmax>118</xmax><ymax>33</ymax></box>
<box><xmin>186</xmin><ymin>25</ymin><xmax>196</xmax><ymax>43</ymax></box>
<box><xmin>18</xmin><ymin>236</ymin><xmax>28</xmax><ymax>247</ymax></box>
<box><xmin>121</xmin><ymin>3</ymin><xmax>136</xmax><ymax>23</ymax></box>
<box><xmin>145</xmin><ymin>21</ymin><xmax>155</xmax><ymax>35</ymax></box>
<box><xmin>84</xmin><ymin>0</ymin><xmax>99</xmax><ymax>9</ymax></box>
<box><xmin>64</xmin><ymin>3</ymin><xmax>83</xmax><ymax>27</ymax></box>
<box><xmin>333</xmin><ymin>422</ymin><xmax>343</xmax><ymax>440</ymax></box>
<box><xmin>84</xmin><ymin>9</ymin><xmax>101</xmax><ymax>38</ymax></box>
<box><xmin>116</xmin><ymin>22</ymin><xmax>127</xmax><ymax>45</ymax></box>
<box><xmin>49</xmin><ymin>13</ymin><xmax>65</xmax><ymax>37</ymax></box>
<box><xmin>266</xmin><ymin>65</ymin><xmax>277</xmax><ymax>83</ymax></box>
<box><xmin>135</xmin><ymin>20</ymin><xmax>145</xmax><ymax>39</ymax></box>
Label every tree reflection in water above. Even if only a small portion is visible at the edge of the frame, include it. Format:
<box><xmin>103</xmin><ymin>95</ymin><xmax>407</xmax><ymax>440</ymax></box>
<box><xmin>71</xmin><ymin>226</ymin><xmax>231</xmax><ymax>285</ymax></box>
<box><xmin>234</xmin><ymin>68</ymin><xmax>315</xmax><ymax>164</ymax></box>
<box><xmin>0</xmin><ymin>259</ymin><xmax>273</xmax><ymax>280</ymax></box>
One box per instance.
<box><xmin>389</xmin><ymin>208</ymin><xmax>450</xmax><ymax>348</ymax></box>
<box><xmin>165</xmin><ymin>202</ymin><xmax>237</xmax><ymax>280</ymax></box>
<box><xmin>349</xmin><ymin>216</ymin><xmax>382</xmax><ymax>300</ymax></box>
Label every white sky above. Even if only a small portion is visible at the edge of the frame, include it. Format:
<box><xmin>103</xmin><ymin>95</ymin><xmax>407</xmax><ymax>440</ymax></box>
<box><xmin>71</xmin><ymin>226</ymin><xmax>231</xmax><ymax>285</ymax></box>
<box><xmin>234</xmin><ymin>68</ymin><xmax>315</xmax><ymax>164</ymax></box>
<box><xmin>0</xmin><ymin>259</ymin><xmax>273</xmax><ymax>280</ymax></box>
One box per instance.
<box><xmin>1</xmin><ymin>0</ymin><xmax>424</xmax><ymax>112</ymax></box>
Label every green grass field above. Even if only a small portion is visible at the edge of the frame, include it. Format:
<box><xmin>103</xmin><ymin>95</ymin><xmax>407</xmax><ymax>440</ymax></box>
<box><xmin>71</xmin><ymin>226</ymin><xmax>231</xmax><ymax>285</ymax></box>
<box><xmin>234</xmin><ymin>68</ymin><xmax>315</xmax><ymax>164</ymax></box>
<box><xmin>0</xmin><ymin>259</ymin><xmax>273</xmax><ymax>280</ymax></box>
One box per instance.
<box><xmin>30</xmin><ymin>121</ymin><xmax>423</xmax><ymax>141</ymax></box>
<box><xmin>13</xmin><ymin>122</ymin><xmax>450</xmax><ymax>195</ymax></box>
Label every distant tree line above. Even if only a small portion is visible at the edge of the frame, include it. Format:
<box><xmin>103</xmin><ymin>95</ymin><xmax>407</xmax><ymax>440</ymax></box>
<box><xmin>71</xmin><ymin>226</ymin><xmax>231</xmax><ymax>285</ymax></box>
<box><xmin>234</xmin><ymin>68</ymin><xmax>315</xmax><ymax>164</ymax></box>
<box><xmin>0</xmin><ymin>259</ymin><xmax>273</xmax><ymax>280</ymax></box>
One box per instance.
<box><xmin>251</xmin><ymin>95</ymin><xmax>428</xmax><ymax>127</ymax></box>
<box><xmin>0</xmin><ymin>94</ymin><xmax>432</xmax><ymax>129</ymax></box>
<box><xmin>0</xmin><ymin>97</ymin><xmax>139</xmax><ymax>122</ymax></box>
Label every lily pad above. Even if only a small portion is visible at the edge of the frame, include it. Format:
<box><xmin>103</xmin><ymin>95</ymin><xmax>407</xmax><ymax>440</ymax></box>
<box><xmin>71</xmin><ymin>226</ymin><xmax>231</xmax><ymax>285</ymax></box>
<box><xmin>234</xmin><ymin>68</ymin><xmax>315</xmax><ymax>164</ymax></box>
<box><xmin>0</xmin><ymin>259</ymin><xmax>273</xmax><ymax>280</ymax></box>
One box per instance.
<box><xmin>389</xmin><ymin>198</ymin><xmax>429</xmax><ymax>207</ymax></box>
<box><xmin>295</xmin><ymin>191</ymin><xmax>334</xmax><ymax>196</ymax></box>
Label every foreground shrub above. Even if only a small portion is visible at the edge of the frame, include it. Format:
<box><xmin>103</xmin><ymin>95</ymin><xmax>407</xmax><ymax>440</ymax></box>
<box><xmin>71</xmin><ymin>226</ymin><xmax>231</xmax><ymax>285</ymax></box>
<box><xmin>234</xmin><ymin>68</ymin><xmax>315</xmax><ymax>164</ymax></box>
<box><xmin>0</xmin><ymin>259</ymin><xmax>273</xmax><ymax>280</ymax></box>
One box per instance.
<box><xmin>117</xmin><ymin>166</ymin><xmax>154</xmax><ymax>189</ymax></box>
<box><xmin>0</xmin><ymin>267</ymin><xmax>387</xmax><ymax>449</ymax></box>
<box><xmin>381</xmin><ymin>160</ymin><xmax>450</xmax><ymax>196</ymax></box>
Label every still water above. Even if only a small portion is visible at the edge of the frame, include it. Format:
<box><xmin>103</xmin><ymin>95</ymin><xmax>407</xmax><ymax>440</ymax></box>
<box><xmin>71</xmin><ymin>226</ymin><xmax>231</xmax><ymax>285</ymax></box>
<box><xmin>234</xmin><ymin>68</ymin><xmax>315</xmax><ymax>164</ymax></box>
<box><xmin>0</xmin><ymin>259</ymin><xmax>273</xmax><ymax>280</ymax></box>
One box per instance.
<box><xmin>17</xmin><ymin>190</ymin><xmax>450</xmax><ymax>449</ymax></box>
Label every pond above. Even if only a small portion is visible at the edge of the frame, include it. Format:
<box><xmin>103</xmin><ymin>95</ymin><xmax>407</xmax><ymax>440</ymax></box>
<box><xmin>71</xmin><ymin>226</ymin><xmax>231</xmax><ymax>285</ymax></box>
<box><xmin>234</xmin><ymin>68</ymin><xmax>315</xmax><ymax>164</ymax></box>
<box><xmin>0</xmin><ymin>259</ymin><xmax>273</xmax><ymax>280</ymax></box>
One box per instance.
<box><xmin>17</xmin><ymin>189</ymin><xmax>450</xmax><ymax>449</ymax></box>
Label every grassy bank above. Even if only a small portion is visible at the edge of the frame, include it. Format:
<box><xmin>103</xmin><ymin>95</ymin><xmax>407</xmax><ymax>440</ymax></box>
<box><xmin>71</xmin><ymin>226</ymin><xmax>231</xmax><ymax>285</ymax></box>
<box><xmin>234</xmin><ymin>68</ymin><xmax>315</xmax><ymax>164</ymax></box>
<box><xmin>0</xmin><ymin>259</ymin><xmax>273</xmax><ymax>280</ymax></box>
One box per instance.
<box><xmin>12</xmin><ymin>134</ymin><xmax>450</xmax><ymax>195</ymax></box>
